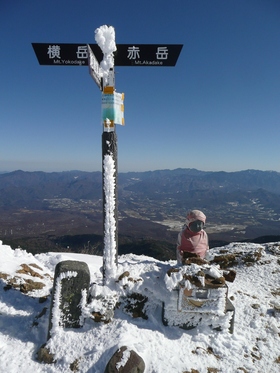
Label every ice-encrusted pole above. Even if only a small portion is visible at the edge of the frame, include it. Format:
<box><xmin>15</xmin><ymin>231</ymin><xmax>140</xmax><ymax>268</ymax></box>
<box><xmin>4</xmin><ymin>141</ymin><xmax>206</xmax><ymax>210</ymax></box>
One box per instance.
<box><xmin>102</xmin><ymin>139</ymin><xmax>118</xmax><ymax>283</ymax></box>
<box><xmin>95</xmin><ymin>25</ymin><xmax>118</xmax><ymax>283</ymax></box>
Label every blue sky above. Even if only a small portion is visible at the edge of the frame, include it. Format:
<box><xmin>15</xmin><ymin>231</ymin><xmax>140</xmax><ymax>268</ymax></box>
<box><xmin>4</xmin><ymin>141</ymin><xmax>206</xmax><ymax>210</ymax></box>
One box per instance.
<box><xmin>1</xmin><ymin>0</ymin><xmax>279</xmax><ymax>173</ymax></box>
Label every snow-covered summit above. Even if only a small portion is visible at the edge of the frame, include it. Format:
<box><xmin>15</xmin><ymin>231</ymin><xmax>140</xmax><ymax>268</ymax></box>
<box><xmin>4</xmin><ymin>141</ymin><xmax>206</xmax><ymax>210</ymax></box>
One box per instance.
<box><xmin>0</xmin><ymin>240</ymin><xmax>280</xmax><ymax>372</ymax></box>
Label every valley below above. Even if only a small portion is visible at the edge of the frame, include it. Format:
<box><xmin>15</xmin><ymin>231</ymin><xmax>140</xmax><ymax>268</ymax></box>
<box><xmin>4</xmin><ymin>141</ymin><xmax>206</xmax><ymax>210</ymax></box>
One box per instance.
<box><xmin>0</xmin><ymin>168</ymin><xmax>280</xmax><ymax>259</ymax></box>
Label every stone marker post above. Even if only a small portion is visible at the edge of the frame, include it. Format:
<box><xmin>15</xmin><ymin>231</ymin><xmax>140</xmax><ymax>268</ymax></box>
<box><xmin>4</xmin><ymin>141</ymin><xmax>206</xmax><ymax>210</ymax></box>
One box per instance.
<box><xmin>47</xmin><ymin>260</ymin><xmax>90</xmax><ymax>339</ymax></box>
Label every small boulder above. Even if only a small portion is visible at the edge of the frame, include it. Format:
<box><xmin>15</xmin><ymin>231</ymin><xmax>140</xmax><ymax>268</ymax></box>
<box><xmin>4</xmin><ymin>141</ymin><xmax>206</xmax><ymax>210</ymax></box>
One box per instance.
<box><xmin>167</xmin><ymin>267</ymin><xmax>180</xmax><ymax>277</ymax></box>
<box><xmin>118</xmin><ymin>271</ymin><xmax>130</xmax><ymax>281</ymax></box>
<box><xmin>123</xmin><ymin>293</ymin><xmax>148</xmax><ymax>320</ymax></box>
<box><xmin>104</xmin><ymin>346</ymin><xmax>145</xmax><ymax>373</ymax></box>
<box><xmin>223</xmin><ymin>269</ymin><xmax>236</xmax><ymax>283</ymax></box>
<box><xmin>16</xmin><ymin>263</ymin><xmax>44</xmax><ymax>279</ymax></box>
<box><xmin>37</xmin><ymin>344</ymin><xmax>55</xmax><ymax>364</ymax></box>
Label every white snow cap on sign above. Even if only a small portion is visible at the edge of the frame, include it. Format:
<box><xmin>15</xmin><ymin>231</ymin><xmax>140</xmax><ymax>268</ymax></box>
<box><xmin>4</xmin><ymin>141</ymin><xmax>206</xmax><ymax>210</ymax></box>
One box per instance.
<box><xmin>95</xmin><ymin>25</ymin><xmax>116</xmax><ymax>74</ymax></box>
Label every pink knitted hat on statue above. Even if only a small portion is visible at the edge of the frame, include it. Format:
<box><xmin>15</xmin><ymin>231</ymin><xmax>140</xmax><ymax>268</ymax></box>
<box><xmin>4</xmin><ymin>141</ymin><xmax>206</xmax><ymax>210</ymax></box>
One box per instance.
<box><xmin>186</xmin><ymin>210</ymin><xmax>206</xmax><ymax>225</ymax></box>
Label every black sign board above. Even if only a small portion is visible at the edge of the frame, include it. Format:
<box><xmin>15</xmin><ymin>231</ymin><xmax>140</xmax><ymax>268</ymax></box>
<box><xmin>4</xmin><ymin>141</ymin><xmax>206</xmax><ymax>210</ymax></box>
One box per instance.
<box><xmin>32</xmin><ymin>43</ymin><xmax>183</xmax><ymax>67</ymax></box>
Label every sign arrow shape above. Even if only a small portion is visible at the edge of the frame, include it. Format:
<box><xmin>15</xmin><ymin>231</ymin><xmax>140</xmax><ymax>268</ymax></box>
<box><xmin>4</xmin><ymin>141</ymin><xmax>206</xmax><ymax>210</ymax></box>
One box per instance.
<box><xmin>87</xmin><ymin>44</ymin><xmax>102</xmax><ymax>90</ymax></box>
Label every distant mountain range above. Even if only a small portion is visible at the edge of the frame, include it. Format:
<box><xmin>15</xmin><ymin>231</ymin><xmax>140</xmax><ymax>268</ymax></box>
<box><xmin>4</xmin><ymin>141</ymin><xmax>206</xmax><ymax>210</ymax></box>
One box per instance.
<box><xmin>1</xmin><ymin>167</ymin><xmax>280</xmax><ymax>204</ymax></box>
<box><xmin>0</xmin><ymin>168</ymin><xmax>280</xmax><ymax>257</ymax></box>
<box><xmin>121</xmin><ymin>168</ymin><xmax>280</xmax><ymax>194</ymax></box>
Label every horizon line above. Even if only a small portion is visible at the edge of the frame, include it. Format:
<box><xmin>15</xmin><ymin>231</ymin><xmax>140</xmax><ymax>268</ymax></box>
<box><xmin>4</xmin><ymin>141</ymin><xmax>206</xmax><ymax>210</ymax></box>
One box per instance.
<box><xmin>0</xmin><ymin>167</ymin><xmax>279</xmax><ymax>175</ymax></box>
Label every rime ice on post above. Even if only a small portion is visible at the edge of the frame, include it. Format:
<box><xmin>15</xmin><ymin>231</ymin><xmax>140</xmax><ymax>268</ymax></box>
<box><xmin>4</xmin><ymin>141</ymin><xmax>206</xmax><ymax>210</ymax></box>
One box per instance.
<box><xmin>103</xmin><ymin>154</ymin><xmax>117</xmax><ymax>281</ymax></box>
<box><xmin>94</xmin><ymin>25</ymin><xmax>119</xmax><ymax>284</ymax></box>
<box><xmin>95</xmin><ymin>25</ymin><xmax>116</xmax><ymax>88</ymax></box>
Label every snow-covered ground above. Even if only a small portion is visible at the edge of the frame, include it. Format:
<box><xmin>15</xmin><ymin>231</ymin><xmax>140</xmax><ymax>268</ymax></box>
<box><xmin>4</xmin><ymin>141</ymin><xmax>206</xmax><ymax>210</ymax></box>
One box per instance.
<box><xmin>1</xmin><ymin>240</ymin><xmax>280</xmax><ymax>373</ymax></box>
